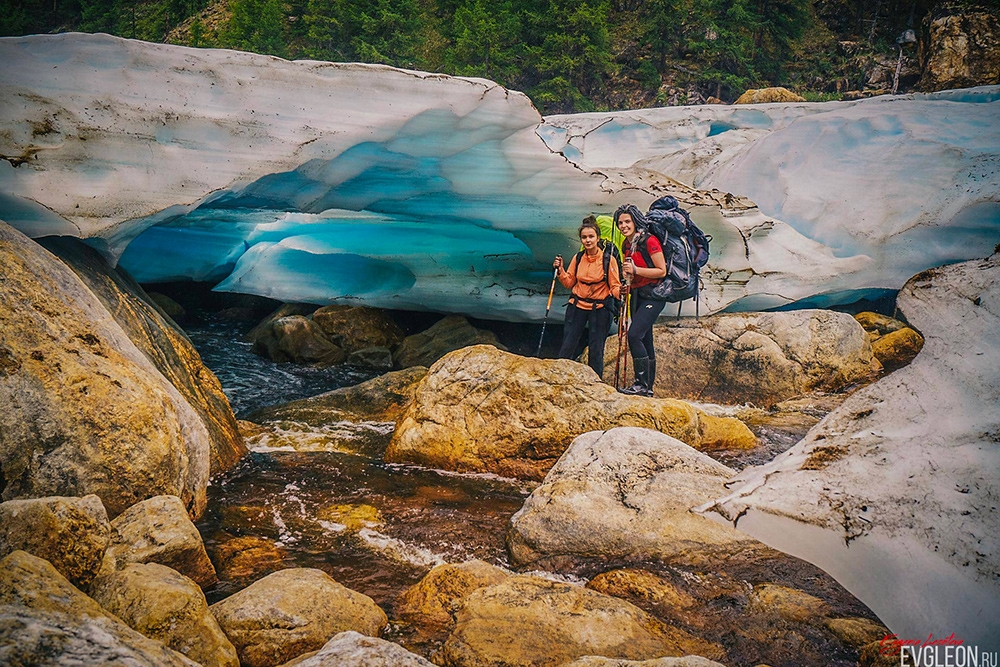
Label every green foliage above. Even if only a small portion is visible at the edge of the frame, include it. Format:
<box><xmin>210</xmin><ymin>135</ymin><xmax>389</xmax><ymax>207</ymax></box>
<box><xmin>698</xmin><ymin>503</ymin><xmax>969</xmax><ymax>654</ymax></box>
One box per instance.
<box><xmin>221</xmin><ymin>0</ymin><xmax>287</xmax><ymax>57</ymax></box>
<box><xmin>446</xmin><ymin>0</ymin><xmax>522</xmax><ymax>81</ymax></box>
<box><xmin>2</xmin><ymin>0</ymin><xmax>958</xmax><ymax>109</ymax></box>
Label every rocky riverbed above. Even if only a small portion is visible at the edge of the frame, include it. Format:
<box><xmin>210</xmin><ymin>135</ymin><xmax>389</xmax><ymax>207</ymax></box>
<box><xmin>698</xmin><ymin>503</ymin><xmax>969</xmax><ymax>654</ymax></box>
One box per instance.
<box><xmin>3</xmin><ymin>219</ymin><xmax>996</xmax><ymax>665</ymax></box>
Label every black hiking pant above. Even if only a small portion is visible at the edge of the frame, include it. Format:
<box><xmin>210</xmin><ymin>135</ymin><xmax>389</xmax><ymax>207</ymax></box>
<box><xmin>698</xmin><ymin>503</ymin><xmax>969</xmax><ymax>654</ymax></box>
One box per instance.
<box><xmin>627</xmin><ymin>293</ymin><xmax>665</xmax><ymax>361</ymax></box>
<box><xmin>558</xmin><ymin>303</ymin><xmax>611</xmax><ymax>377</ymax></box>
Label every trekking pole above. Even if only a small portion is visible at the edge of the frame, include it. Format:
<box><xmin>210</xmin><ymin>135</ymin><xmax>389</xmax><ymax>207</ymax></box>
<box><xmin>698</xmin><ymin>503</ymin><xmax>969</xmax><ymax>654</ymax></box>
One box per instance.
<box><xmin>535</xmin><ymin>266</ymin><xmax>559</xmax><ymax>356</ymax></box>
<box><xmin>614</xmin><ymin>299</ymin><xmax>625</xmax><ymax>388</ymax></box>
<box><xmin>620</xmin><ymin>290</ymin><xmax>631</xmax><ymax>388</ymax></box>
<box><xmin>615</xmin><ymin>281</ymin><xmax>631</xmax><ymax>389</ymax></box>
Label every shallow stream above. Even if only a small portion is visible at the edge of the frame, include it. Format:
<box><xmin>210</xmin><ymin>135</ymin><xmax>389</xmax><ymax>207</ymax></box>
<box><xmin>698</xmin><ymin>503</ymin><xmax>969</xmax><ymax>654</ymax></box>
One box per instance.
<box><xmin>189</xmin><ymin>312</ymin><xmax>869</xmax><ymax>666</ymax></box>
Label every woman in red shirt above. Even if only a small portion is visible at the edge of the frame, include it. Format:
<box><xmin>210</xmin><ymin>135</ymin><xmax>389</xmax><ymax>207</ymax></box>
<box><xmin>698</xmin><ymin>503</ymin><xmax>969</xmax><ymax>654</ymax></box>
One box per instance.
<box><xmin>553</xmin><ymin>218</ymin><xmax>622</xmax><ymax>377</ymax></box>
<box><xmin>615</xmin><ymin>204</ymin><xmax>667</xmax><ymax>396</ymax></box>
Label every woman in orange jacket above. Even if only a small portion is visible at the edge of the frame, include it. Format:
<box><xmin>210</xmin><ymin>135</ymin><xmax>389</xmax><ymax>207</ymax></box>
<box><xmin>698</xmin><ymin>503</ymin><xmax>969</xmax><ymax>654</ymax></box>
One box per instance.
<box><xmin>552</xmin><ymin>217</ymin><xmax>622</xmax><ymax>378</ymax></box>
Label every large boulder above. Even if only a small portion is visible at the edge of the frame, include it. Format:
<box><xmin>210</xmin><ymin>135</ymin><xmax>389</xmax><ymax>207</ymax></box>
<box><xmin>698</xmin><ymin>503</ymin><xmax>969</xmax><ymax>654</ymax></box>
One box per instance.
<box><xmin>209</xmin><ymin>568</ymin><xmax>388</xmax><ymax>667</ymax></box>
<box><xmin>598</xmin><ymin>310</ymin><xmax>880</xmax><ymax>406</ymax></box>
<box><xmin>102</xmin><ymin>495</ymin><xmax>217</xmax><ymax>589</ymax></box>
<box><xmin>0</xmin><ymin>550</ymin><xmax>198</xmax><ymax>666</ymax></box>
<box><xmin>387</xmin><ymin>346</ymin><xmax>754</xmax><ymax>480</ymax></box>
<box><xmin>507</xmin><ymin>427</ymin><xmax>755</xmax><ymax>569</ymax></box>
<box><xmin>250</xmin><ymin>315</ymin><xmax>347</xmax><ymax>365</ymax></box>
<box><xmin>0</xmin><ymin>495</ymin><xmax>111</xmax><ymax>590</ymax></box>
<box><xmin>734</xmin><ymin>87</ymin><xmax>805</xmax><ymax>104</ymax></box>
<box><xmin>280</xmin><ymin>631</ymin><xmax>436</xmax><ymax>667</ymax></box>
<box><xmin>697</xmin><ymin>255</ymin><xmax>1000</xmax><ymax>649</ymax></box>
<box><xmin>869</xmin><ymin>327</ymin><xmax>923</xmax><ymax>371</ymax></box>
<box><xmin>0</xmin><ymin>222</ymin><xmax>210</xmax><ymax>518</ymax></box>
<box><xmin>437</xmin><ymin>574</ymin><xmax>721</xmax><ymax>667</ymax></box>
<box><xmin>90</xmin><ymin>562</ymin><xmax>239</xmax><ymax>667</ymax></box>
<box><xmin>311</xmin><ymin>305</ymin><xmax>405</xmax><ymax>354</ymax></box>
<box><xmin>919</xmin><ymin>9</ymin><xmax>1000</xmax><ymax>92</ymax></box>
<box><xmin>244</xmin><ymin>367</ymin><xmax>428</xmax><ymax>456</ymax></box>
<box><xmin>394</xmin><ymin>316</ymin><xmax>503</xmax><ymax>369</ymax></box>
<box><xmin>395</xmin><ymin>560</ymin><xmax>511</xmax><ymax>636</ymax></box>
<box><xmin>41</xmin><ymin>237</ymin><xmax>247</xmax><ymax>476</ymax></box>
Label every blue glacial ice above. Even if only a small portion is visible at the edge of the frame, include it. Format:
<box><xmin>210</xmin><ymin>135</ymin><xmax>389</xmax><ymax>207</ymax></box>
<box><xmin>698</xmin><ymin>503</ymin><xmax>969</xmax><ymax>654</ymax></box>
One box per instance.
<box><xmin>1</xmin><ymin>33</ymin><xmax>998</xmax><ymax>321</ymax></box>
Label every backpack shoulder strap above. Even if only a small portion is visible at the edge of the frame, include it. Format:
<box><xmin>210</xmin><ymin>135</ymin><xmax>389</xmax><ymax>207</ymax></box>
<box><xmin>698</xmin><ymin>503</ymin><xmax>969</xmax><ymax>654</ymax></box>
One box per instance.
<box><xmin>637</xmin><ymin>233</ymin><xmax>656</xmax><ymax>268</ymax></box>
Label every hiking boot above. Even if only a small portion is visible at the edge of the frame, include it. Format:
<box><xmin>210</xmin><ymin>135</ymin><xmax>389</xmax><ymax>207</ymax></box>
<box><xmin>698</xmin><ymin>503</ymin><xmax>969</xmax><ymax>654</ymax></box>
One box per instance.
<box><xmin>648</xmin><ymin>357</ymin><xmax>656</xmax><ymax>396</ymax></box>
<box><xmin>618</xmin><ymin>357</ymin><xmax>653</xmax><ymax>397</ymax></box>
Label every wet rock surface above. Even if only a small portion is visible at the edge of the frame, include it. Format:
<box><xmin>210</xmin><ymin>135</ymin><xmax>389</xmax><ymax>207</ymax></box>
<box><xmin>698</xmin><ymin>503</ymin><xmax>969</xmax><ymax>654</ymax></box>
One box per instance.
<box><xmin>90</xmin><ymin>562</ymin><xmax>239</xmax><ymax>667</ymax></box>
<box><xmin>0</xmin><ymin>495</ymin><xmax>111</xmax><ymax>591</ymax></box>
<box><xmin>103</xmin><ymin>495</ymin><xmax>217</xmax><ymax>589</ymax></box>
<box><xmin>388</xmin><ymin>346</ymin><xmax>753</xmax><ymax>480</ymax></box>
<box><xmin>209</xmin><ymin>567</ymin><xmax>388</xmax><ymax>667</ymax></box>
<box><xmin>0</xmin><ymin>222</ymin><xmax>210</xmax><ymax>518</ymax></box>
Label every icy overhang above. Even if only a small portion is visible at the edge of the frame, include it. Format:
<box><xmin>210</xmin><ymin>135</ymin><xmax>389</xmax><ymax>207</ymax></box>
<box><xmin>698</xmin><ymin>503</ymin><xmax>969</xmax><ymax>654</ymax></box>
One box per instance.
<box><xmin>1</xmin><ymin>34</ymin><xmax>997</xmax><ymax>320</ymax></box>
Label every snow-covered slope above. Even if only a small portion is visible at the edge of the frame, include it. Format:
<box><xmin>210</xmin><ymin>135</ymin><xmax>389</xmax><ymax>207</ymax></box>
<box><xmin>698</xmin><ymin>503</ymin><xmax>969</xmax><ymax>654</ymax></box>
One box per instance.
<box><xmin>696</xmin><ymin>253</ymin><xmax>1000</xmax><ymax>649</ymax></box>
<box><xmin>542</xmin><ymin>88</ymin><xmax>1000</xmax><ymax>290</ymax></box>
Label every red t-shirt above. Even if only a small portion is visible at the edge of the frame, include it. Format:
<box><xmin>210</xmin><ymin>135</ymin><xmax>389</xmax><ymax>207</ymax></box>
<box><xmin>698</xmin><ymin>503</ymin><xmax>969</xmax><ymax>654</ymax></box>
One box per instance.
<box><xmin>626</xmin><ymin>235</ymin><xmax>663</xmax><ymax>288</ymax></box>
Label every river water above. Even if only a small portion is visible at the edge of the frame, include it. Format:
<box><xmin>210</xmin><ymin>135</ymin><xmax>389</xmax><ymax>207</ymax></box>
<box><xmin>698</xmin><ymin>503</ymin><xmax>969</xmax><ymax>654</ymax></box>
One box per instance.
<box><xmin>188</xmin><ymin>312</ymin><xmax>870</xmax><ymax>666</ymax></box>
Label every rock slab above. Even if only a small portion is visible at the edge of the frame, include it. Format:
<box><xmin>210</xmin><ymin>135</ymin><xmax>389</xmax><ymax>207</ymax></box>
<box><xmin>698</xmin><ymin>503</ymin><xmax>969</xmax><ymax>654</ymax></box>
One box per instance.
<box><xmin>507</xmin><ymin>427</ymin><xmax>755</xmax><ymax>568</ymax></box>
<box><xmin>210</xmin><ymin>567</ymin><xmax>388</xmax><ymax>667</ymax></box>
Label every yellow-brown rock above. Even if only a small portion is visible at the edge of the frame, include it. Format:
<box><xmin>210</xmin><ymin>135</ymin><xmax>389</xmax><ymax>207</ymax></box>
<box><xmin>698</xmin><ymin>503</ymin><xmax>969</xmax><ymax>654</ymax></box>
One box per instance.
<box><xmin>209</xmin><ymin>568</ymin><xmax>388</xmax><ymax>667</ymax></box>
<box><xmin>252</xmin><ymin>315</ymin><xmax>347</xmax><ymax>365</ymax></box>
<box><xmin>561</xmin><ymin>658</ymin><xmax>727</xmax><ymax>667</ymax></box>
<box><xmin>598</xmin><ymin>311</ymin><xmax>880</xmax><ymax>407</ymax></box>
<box><xmin>734</xmin><ymin>87</ymin><xmax>806</xmax><ymax>104</ymax></box>
<box><xmin>0</xmin><ymin>550</ymin><xmax>198</xmax><ymax>666</ymax></box>
<box><xmin>437</xmin><ymin>574</ymin><xmax>722</xmax><ymax>667</ymax></box>
<box><xmin>0</xmin><ymin>222</ymin><xmax>210</xmax><ymax>519</ymax></box>
<box><xmin>870</xmin><ymin>327</ymin><xmax>923</xmax><ymax>371</ymax></box>
<box><xmin>312</xmin><ymin>305</ymin><xmax>405</xmax><ymax>353</ymax></box>
<box><xmin>395</xmin><ymin>560</ymin><xmax>511</xmax><ymax>635</ymax></box>
<box><xmin>90</xmin><ymin>562</ymin><xmax>239</xmax><ymax>667</ymax></box>
<box><xmin>316</xmin><ymin>503</ymin><xmax>384</xmax><ymax>532</ymax></box>
<box><xmin>42</xmin><ymin>237</ymin><xmax>247</xmax><ymax>477</ymax></box>
<box><xmin>919</xmin><ymin>10</ymin><xmax>1000</xmax><ymax>92</ymax></box>
<box><xmin>387</xmin><ymin>346</ymin><xmax>730</xmax><ymax>480</ymax></box>
<box><xmin>823</xmin><ymin>616</ymin><xmax>890</xmax><ymax>648</ymax></box>
<box><xmin>103</xmin><ymin>495</ymin><xmax>217</xmax><ymax>588</ymax></box>
<box><xmin>587</xmin><ymin>569</ymin><xmax>698</xmax><ymax>613</ymax></box>
<box><xmin>696</xmin><ymin>414</ymin><xmax>757</xmax><ymax>450</ymax></box>
<box><xmin>0</xmin><ymin>495</ymin><xmax>111</xmax><ymax>591</ymax></box>
<box><xmin>748</xmin><ymin>583</ymin><xmax>830</xmax><ymax>624</ymax></box>
<box><xmin>394</xmin><ymin>316</ymin><xmax>504</xmax><ymax>369</ymax></box>
<box><xmin>853</xmin><ymin>312</ymin><xmax>907</xmax><ymax>339</ymax></box>
<box><xmin>211</xmin><ymin>536</ymin><xmax>290</xmax><ymax>581</ymax></box>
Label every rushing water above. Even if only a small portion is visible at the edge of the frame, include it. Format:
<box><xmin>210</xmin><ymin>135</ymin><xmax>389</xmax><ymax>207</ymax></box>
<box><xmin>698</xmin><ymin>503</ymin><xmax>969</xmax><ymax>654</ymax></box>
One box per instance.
<box><xmin>188</xmin><ymin>313</ymin><xmax>534</xmax><ymax>607</ymax></box>
<box><xmin>188</xmin><ymin>312</ymin><xmax>867</xmax><ymax>666</ymax></box>
<box><xmin>186</xmin><ymin>314</ymin><xmax>379</xmax><ymax>417</ymax></box>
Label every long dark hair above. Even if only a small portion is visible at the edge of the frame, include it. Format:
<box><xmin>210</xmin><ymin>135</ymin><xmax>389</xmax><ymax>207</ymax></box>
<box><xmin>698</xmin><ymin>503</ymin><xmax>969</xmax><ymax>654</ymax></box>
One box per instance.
<box><xmin>613</xmin><ymin>204</ymin><xmax>646</xmax><ymax>230</ymax></box>
<box><xmin>614</xmin><ymin>204</ymin><xmax>647</xmax><ymax>255</ymax></box>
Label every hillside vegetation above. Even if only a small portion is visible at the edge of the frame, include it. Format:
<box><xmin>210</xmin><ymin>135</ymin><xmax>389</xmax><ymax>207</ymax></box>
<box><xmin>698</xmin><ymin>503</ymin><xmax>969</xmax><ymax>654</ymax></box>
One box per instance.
<box><xmin>2</xmin><ymin>0</ymin><xmax>997</xmax><ymax>112</ymax></box>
